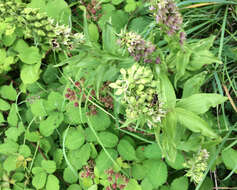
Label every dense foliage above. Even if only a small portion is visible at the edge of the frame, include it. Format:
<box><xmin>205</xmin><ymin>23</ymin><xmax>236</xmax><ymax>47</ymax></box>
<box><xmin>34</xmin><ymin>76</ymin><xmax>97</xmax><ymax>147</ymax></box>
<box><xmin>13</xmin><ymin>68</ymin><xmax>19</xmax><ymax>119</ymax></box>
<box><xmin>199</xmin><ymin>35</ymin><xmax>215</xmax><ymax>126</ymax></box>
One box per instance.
<box><xmin>0</xmin><ymin>0</ymin><xmax>236</xmax><ymax>190</ymax></box>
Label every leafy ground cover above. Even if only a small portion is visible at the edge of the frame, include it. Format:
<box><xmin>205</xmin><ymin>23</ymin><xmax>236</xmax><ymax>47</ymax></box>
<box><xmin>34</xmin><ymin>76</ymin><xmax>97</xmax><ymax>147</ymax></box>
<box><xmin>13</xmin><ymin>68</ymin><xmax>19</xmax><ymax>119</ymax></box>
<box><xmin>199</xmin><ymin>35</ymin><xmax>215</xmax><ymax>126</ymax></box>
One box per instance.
<box><xmin>0</xmin><ymin>0</ymin><xmax>236</xmax><ymax>189</ymax></box>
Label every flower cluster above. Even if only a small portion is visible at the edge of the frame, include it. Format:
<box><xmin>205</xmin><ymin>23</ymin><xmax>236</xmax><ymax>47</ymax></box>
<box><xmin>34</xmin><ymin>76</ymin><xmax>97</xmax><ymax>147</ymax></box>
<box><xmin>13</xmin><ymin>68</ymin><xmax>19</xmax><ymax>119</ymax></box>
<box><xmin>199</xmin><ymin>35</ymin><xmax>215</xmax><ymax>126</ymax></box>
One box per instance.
<box><xmin>183</xmin><ymin>149</ymin><xmax>209</xmax><ymax>183</ymax></box>
<box><xmin>149</xmin><ymin>0</ymin><xmax>185</xmax><ymax>43</ymax></box>
<box><xmin>109</xmin><ymin>63</ymin><xmax>166</xmax><ymax>127</ymax></box>
<box><xmin>65</xmin><ymin>80</ymin><xmax>114</xmax><ymax>115</ymax></box>
<box><xmin>0</xmin><ymin>1</ymin><xmax>84</xmax><ymax>51</ymax></box>
<box><xmin>105</xmin><ymin>168</ymin><xmax>129</xmax><ymax>190</ymax></box>
<box><xmin>117</xmin><ymin>31</ymin><xmax>161</xmax><ymax>64</ymax></box>
<box><xmin>85</xmin><ymin>0</ymin><xmax>102</xmax><ymax>22</ymax></box>
<box><xmin>81</xmin><ymin>160</ymin><xmax>95</xmax><ymax>179</ymax></box>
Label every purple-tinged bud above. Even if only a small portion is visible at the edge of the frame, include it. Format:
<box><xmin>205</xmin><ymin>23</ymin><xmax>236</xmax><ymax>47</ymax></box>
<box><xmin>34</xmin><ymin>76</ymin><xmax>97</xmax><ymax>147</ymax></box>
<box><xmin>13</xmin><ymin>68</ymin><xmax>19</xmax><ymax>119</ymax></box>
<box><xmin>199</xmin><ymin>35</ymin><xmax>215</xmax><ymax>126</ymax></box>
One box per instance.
<box><xmin>156</xmin><ymin>57</ymin><xmax>161</xmax><ymax>64</ymax></box>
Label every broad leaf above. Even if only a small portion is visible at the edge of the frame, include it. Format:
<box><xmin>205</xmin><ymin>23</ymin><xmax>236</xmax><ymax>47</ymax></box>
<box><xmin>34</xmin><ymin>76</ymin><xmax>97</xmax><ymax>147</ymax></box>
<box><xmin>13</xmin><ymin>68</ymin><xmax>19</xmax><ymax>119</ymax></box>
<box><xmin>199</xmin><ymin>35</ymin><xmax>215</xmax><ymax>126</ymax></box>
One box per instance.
<box><xmin>41</xmin><ymin>160</ymin><xmax>56</xmax><ymax>174</ymax></box>
<box><xmin>0</xmin><ymin>83</ymin><xmax>17</xmax><ymax>101</ymax></box>
<box><xmin>177</xmin><ymin>93</ymin><xmax>227</xmax><ymax>114</ymax></box>
<box><xmin>30</xmin><ymin>99</ymin><xmax>47</xmax><ymax>117</ymax></box>
<box><xmin>20</xmin><ymin>63</ymin><xmax>41</xmax><ymax>84</ymax></box>
<box><xmin>98</xmin><ymin>131</ymin><xmax>118</xmax><ymax>148</ymax></box>
<box><xmin>117</xmin><ymin>139</ymin><xmax>136</xmax><ymax>161</ymax></box>
<box><xmin>32</xmin><ymin>171</ymin><xmax>47</xmax><ymax>189</ymax></box>
<box><xmin>18</xmin><ymin>47</ymin><xmax>41</xmax><ymax>64</ymax></box>
<box><xmin>64</xmin><ymin>127</ymin><xmax>85</xmax><ymax>150</ymax></box>
<box><xmin>170</xmin><ymin>176</ymin><xmax>188</xmax><ymax>190</ymax></box>
<box><xmin>175</xmin><ymin>107</ymin><xmax>218</xmax><ymax>138</ymax></box>
<box><xmin>144</xmin><ymin>144</ymin><xmax>162</xmax><ymax>159</ymax></box>
<box><xmin>46</xmin><ymin>175</ymin><xmax>60</xmax><ymax>190</ymax></box>
<box><xmin>222</xmin><ymin>148</ymin><xmax>237</xmax><ymax>173</ymax></box>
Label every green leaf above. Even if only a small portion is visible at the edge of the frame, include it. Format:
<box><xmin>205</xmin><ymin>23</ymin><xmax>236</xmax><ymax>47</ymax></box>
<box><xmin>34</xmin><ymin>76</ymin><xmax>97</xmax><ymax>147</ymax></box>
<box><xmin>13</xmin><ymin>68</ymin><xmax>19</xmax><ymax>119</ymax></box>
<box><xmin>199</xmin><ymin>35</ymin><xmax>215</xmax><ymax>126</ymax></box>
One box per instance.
<box><xmin>0</xmin><ymin>140</ymin><xmax>19</xmax><ymax>154</ymax></box>
<box><xmin>102</xmin><ymin>22</ymin><xmax>118</xmax><ymax>54</ymax></box>
<box><xmin>64</xmin><ymin>127</ymin><xmax>85</xmax><ymax>150</ymax></box>
<box><xmin>177</xmin><ymin>93</ymin><xmax>227</xmax><ymax>115</ymax></box>
<box><xmin>159</xmin><ymin>73</ymin><xmax>176</xmax><ymax>109</ymax></box>
<box><xmin>144</xmin><ymin>159</ymin><xmax>167</xmax><ymax>188</ymax></box>
<box><xmin>42</xmin><ymin>64</ymin><xmax>59</xmax><ymax>84</ymax></box>
<box><xmin>141</xmin><ymin>178</ymin><xmax>153</xmax><ymax>190</ymax></box>
<box><xmin>128</xmin><ymin>16</ymin><xmax>151</xmax><ymax>34</ymax></box>
<box><xmin>88</xmin><ymin>23</ymin><xmax>99</xmax><ymax>42</ymax></box>
<box><xmin>32</xmin><ymin>171</ymin><xmax>47</xmax><ymax>189</ymax></box>
<box><xmin>3</xmin><ymin>155</ymin><xmax>17</xmax><ymax>173</ymax></box>
<box><xmin>124</xmin><ymin>1</ymin><xmax>137</xmax><ymax>12</ymax></box>
<box><xmin>166</xmin><ymin>152</ymin><xmax>185</xmax><ymax>170</ymax></box>
<box><xmin>7</xmin><ymin>103</ymin><xmax>18</xmax><ymax>126</ymax></box>
<box><xmin>95</xmin><ymin>149</ymin><xmax>118</xmax><ymax>174</ymax></box>
<box><xmin>170</xmin><ymin>176</ymin><xmax>188</xmax><ymax>190</ymax></box>
<box><xmin>0</xmin><ymin>83</ymin><xmax>17</xmax><ymax>101</ymax></box>
<box><xmin>65</xmin><ymin>103</ymin><xmax>87</xmax><ymax>124</ymax></box>
<box><xmin>124</xmin><ymin>179</ymin><xmax>141</xmax><ymax>190</ymax></box>
<box><xmin>85</xmin><ymin>127</ymin><xmax>97</xmax><ymax>142</ymax></box>
<box><xmin>98</xmin><ymin>131</ymin><xmax>118</xmax><ymax>148</ymax></box>
<box><xmin>67</xmin><ymin>184</ymin><xmax>82</xmax><ymax>190</ymax></box>
<box><xmin>39</xmin><ymin>112</ymin><xmax>64</xmax><ymax>137</ymax></box>
<box><xmin>46</xmin><ymin>175</ymin><xmax>59</xmax><ymax>190</ymax></box>
<box><xmin>88</xmin><ymin>110</ymin><xmax>111</xmax><ymax>131</ymax></box>
<box><xmin>0</xmin><ymin>112</ymin><xmax>5</xmax><ymax>123</ymax></box>
<box><xmin>131</xmin><ymin>164</ymin><xmax>146</xmax><ymax>180</ymax></box>
<box><xmin>20</xmin><ymin>63</ymin><xmax>41</xmax><ymax>84</ymax></box>
<box><xmin>182</xmin><ymin>72</ymin><xmax>207</xmax><ymax>98</ymax></box>
<box><xmin>200</xmin><ymin>177</ymin><xmax>214</xmax><ymax>190</ymax></box>
<box><xmin>41</xmin><ymin>160</ymin><xmax>56</xmax><ymax>174</ymax></box>
<box><xmin>31</xmin><ymin>99</ymin><xmax>47</xmax><ymax>117</ymax></box>
<box><xmin>47</xmin><ymin>91</ymin><xmax>64</xmax><ymax>111</ymax></box>
<box><xmin>13</xmin><ymin>39</ymin><xmax>29</xmax><ymax>53</ymax></box>
<box><xmin>5</xmin><ymin>127</ymin><xmax>19</xmax><ymax>141</ymax></box>
<box><xmin>175</xmin><ymin>107</ymin><xmax>218</xmax><ymax>139</ymax></box>
<box><xmin>117</xmin><ymin>139</ymin><xmax>136</xmax><ymax>161</ymax></box>
<box><xmin>144</xmin><ymin>144</ymin><xmax>162</xmax><ymax>159</ymax></box>
<box><xmin>63</xmin><ymin>167</ymin><xmax>78</xmax><ymax>184</ymax></box>
<box><xmin>68</xmin><ymin>143</ymin><xmax>91</xmax><ymax>170</ymax></box>
<box><xmin>112</xmin><ymin>0</ymin><xmax>124</xmax><ymax>5</ymax></box>
<box><xmin>0</xmin><ymin>98</ymin><xmax>10</xmax><ymax>111</ymax></box>
<box><xmin>53</xmin><ymin>149</ymin><xmax>63</xmax><ymax>167</ymax></box>
<box><xmin>222</xmin><ymin>148</ymin><xmax>237</xmax><ymax>173</ymax></box>
<box><xmin>111</xmin><ymin>10</ymin><xmax>129</xmax><ymax>32</ymax></box>
<box><xmin>18</xmin><ymin>47</ymin><xmax>41</xmax><ymax>64</ymax></box>
<box><xmin>19</xmin><ymin>145</ymin><xmax>31</xmax><ymax>158</ymax></box>
<box><xmin>2</xmin><ymin>33</ymin><xmax>17</xmax><ymax>46</ymax></box>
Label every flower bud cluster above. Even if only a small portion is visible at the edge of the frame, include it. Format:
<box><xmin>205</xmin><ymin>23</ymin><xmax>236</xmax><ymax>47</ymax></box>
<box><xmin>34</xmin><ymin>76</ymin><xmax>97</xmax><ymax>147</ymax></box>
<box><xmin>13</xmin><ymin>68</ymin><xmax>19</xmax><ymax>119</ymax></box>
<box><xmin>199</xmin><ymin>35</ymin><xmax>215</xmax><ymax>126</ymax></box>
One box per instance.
<box><xmin>105</xmin><ymin>168</ymin><xmax>129</xmax><ymax>190</ymax></box>
<box><xmin>0</xmin><ymin>1</ymin><xmax>84</xmax><ymax>51</ymax></box>
<box><xmin>183</xmin><ymin>149</ymin><xmax>209</xmax><ymax>184</ymax></box>
<box><xmin>81</xmin><ymin>160</ymin><xmax>95</xmax><ymax>179</ymax></box>
<box><xmin>117</xmin><ymin>31</ymin><xmax>161</xmax><ymax>64</ymax></box>
<box><xmin>109</xmin><ymin>63</ymin><xmax>166</xmax><ymax>127</ymax></box>
<box><xmin>149</xmin><ymin>0</ymin><xmax>185</xmax><ymax>43</ymax></box>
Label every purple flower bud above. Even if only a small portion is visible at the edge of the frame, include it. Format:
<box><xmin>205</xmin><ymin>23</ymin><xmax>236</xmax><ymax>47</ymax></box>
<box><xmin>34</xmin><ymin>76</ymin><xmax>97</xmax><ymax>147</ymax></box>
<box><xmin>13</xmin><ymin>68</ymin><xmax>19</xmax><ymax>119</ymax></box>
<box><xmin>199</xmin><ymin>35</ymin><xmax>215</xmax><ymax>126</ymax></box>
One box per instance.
<box><xmin>156</xmin><ymin>57</ymin><xmax>161</xmax><ymax>64</ymax></box>
<box><xmin>149</xmin><ymin>5</ymin><xmax>155</xmax><ymax>10</ymax></box>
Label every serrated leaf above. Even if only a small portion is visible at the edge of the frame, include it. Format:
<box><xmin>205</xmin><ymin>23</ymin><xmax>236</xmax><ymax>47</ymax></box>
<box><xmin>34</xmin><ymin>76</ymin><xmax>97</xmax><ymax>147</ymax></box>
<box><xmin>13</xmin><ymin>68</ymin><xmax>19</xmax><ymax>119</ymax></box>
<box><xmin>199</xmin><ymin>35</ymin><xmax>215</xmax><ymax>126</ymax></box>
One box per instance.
<box><xmin>64</xmin><ymin>127</ymin><xmax>85</xmax><ymax>150</ymax></box>
<box><xmin>41</xmin><ymin>160</ymin><xmax>56</xmax><ymax>174</ymax></box>
<box><xmin>144</xmin><ymin>159</ymin><xmax>167</xmax><ymax>188</ymax></box>
<box><xmin>46</xmin><ymin>174</ymin><xmax>59</xmax><ymax>190</ymax></box>
<box><xmin>144</xmin><ymin>144</ymin><xmax>162</xmax><ymax>159</ymax></box>
<box><xmin>32</xmin><ymin>171</ymin><xmax>47</xmax><ymax>189</ymax></box>
<box><xmin>95</xmin><ymin>149</ymin><xmax>118</xmax><ymax>174</ymax></box>
<box><xmin>175</xmin><ymin>107</ymin><xmax>218</xmax><ymax>139</ymax></box>
<box><xmin>63</xmin><ymin>167</ymin><xmax>78</xmax><ymax>184</ymax></box>
<box><xmin>98</xmin><ymin>131</ymin><xmax>118</xmax><ymax>148</ymax></box>
<box><xmin>0</xmin><ymin>83</ymin><xmax>17</xmax><ymax>101</ymax></box>
<box><xmin>88</xmin><ymin>110</ymin><xmax>111</xmax><ymax>131</ymax></box>
<box><xmin>30</xmin><ymin>99</ymin><xmax>47</xmax><ymax>117</ymax></box>
<box><xmin>117</xmin><ymin>139</ymin><xmax>136</xmax><ymax>161</ymax></box>
<box><xmin>18</xmin><ymin>47</ymin><xmax>41</xmax><ymax>64</ymax></box>
<box><xmin>222</xmin><ymin>148</ymin><xmax>237</xmax><ymax>173</ymax></box>
<box><xmin>170</xmin><ymin>176</ymin><xmax>188</xmax><ymax>190</ymax></box>
<box><xmin>177</xmin><ymin>93</ymin><xmax>227</xmax><ymax>115</ymax></box>
<box><xmin>0</xmin><ymin>98</ymin><xmax>10</xmax><ymax>111</ymax></box>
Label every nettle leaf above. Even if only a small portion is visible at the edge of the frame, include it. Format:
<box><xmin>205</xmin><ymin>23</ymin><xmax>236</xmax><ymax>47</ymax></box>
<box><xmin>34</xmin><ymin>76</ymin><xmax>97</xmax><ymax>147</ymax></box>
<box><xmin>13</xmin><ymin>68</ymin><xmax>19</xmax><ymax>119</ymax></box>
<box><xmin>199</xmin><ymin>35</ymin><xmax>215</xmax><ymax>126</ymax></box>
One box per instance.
<box><xmin>166</xmin><ymin>152</ymin><xmax>185</xmax><ymax>170</ymax></box>
<box><xmin>0</xmin><ymin>140</ymin><xmax>19</xmax><ymax>154</ymax></box>
<box><xmin>41</xmin><ymin>160</ymin><xmax>56</xmax><ymax>174</ymax></box>
<box><xmin>32</xmin><ymin>171</ymin><xmax>47</xmax><ymax>189</ymax></box>
<box><xmin>175</xmin><ymin>107</ymin><xmax>218</xmax><ymax>139</ymax></box>
<box><xmin>143</xmin><ymin>159</ymin><xmax>167</xmax><ymax>189</ymax></box>
<box><xmin>20</xmin><ymin>63</ymin><xmax>41</xmax><ymax>84</ymax></box>
<box><xmin>170</xmin><ymin>176</ymin><xmax>188</xmax><ymax>190</ymax></box>
<box><xmin>98</xmin><ymin>131</ymin><xmax>118</xmax><ymax>148</ymax></box>
<box><xmin>0</xmin><ymin>98</ymin><xmax>10</xmax><ymax>111</ymax></box>
<box><xmin>88</xmin><ymin>110</ymin><xmax>111</xmax><ymax>131</ymax></box>
<box><xmin>182</xmin><ymin>71</ymin><xmax>207</xmax><ymax>98</ymax></box>
<box><xmin>222</xmin><ymin>148</ymin><xmax>237</xmax><ymax>173</ymax></box>
<box><xmin>64</xmin><ymin>127</ymin><xmax>85</xmax><ymax>150</ymax></box>
<box><xmin>3</xmin><ymin>155</ymin><xmax>18</xmax><ymax>173</ymax></box>
<box><xmin>144</xmin><ymin>143</ymin><xmax>162</xmax><ymax>159</ymax></box>
<box><xmin>117</xmin><ymin>139</ymin><xmax>136</xmax><ymax>161</ymax></box>
<box><xmin>124</xmin><ymin>179</ymin><xmax>141</xmax><ymax>190</ymax></box>
<box><xmin>95</xmin><ymin>149</ymin><xmax>118</xmax><ymax>174</ymax></box>
<box><xmin>159</xmin><ymin>73</ymin><xmax>176</xmax><ymax>109</ymax></box>
<box><xmin>40</xmin><ymin>112</ymin><xmax>64</xmax><ymax>137</ymax></box>
<box><xmin>18</xmin><ymin>47</ymin><xmax>41</xmax><ymax>64</ymax></box>
<box><xmin>0</xmin><ymin>83</ymin><xmax>17</xmax><ymax>101</ymax></box>
<box><xmin>63</xmin><ymin>167</ymin><xmax>78</xmax><ymax>184</ymax></box>
<box><xmin>46</xmin><ymin>174</ymin><xmax>60</xmax><ymax>190</ymax></box>
<box><xmin>30</xmin><ymin>99</ymin><xmax>47</xmax><ymax>117</ymax></box>
<box><xmin>7</xmin><ymin>103</ymin><xmax>18</xmax><ymax>127</ymax></box>
<box><xmin>177</xmin><ymin>93</ymin><xmax>227</xmax><ymax>115</ymax></box>
<box><xmin>68</xmin><ymin>143</ymin><xmax>91</xmax><ymax>170</ymax></box>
